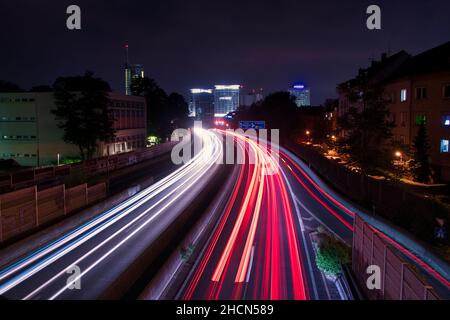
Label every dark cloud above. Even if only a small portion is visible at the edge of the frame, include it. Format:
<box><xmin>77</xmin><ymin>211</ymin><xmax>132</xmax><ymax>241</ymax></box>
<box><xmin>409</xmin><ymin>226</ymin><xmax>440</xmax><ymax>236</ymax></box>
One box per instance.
<box><xmin>1</xmin><ymin>0</ymin><xmax>449</xmax><ymax>104</ymax></box>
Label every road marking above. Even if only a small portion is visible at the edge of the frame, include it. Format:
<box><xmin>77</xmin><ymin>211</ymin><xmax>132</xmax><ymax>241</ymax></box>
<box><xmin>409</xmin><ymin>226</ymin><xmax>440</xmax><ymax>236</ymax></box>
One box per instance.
<box><xmin>294</xmin><ymin>196</ymin><xmax>348</xmax><ymax>245</ymax></box>
<box><xmin>246</xmin><ymin>246</ymin><xmax>255</xmax><ymax>283</ymax></box>
<box><xmin>280</xmin><ymin>167</ymin><xmax>319</xmax><ymax>300</ymax></box>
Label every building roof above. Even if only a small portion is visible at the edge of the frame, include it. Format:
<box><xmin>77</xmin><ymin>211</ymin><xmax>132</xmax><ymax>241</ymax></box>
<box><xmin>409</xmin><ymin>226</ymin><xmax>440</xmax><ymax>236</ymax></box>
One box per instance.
<box><xmin>389</xmin><ymin>41</ymin><xmax>450</xmax><ymax>80</ymax></box>
<box><xmin>339</xmin><ymin>41</ymin><xmax>450</xmax><ymax>91</ymax></box>
<box><xmin>338</xmin><ymin>50</ymin><xmax>411</xmax><ymax>90</ymax></box>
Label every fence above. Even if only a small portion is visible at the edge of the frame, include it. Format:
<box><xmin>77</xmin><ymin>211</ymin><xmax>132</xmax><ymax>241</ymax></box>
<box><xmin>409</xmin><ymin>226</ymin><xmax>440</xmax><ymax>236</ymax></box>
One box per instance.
<box><xmin>0</xmin><ymin>142</ymin><xmax>177</xmax><ymax>192</ymax></box>
<box><xmin>0</xmin><ymin>182</ymin><xmax>106</xmax><ymax>243</ymax></box>
<box><xmin>352</xmin><ymin>215</ymin><xmax>440</xmax><ymax>300</ymax></box>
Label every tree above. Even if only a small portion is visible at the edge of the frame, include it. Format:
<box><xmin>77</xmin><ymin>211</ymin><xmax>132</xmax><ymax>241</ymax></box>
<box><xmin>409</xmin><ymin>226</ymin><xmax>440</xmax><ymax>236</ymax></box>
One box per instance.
<box><xmin>52</xmin><ymin>72</ymin><xmax>115</xmax><ymax>160</ymax></box>
<box><xmin>412</xmin><ymin>120</ymin><xmax>432</xmax><ymax>183</ymax></box>
<box><xmin>234</xmin><ymin>91</ymin><xmax>299</xmax><ymax>141</ymax></box>
<box><xmin>131</xmin><ymin>77</ymin><xmax>188</xmax><ymax>139</ymax></box>
<box><xmin>337</xmin><ymin>85</ymin><xmax>394</xmax><ymax>172</ymax></box>
<box><xmin>0</xmin><ymin>80</ymin><xmax>24</xmax><ymax>92</ymax></box>
<box><xmin>166</xmin><ymin>92</ymin><xmax>189</xmax><ymax>130</ymax></box>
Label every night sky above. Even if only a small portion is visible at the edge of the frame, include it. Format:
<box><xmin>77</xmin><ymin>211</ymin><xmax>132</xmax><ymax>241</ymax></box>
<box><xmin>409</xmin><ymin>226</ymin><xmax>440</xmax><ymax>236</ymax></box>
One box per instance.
<box><xmin>1</xmin><ymin>0</ymin><xmax>449</xmax><ymax>104</ymax></box>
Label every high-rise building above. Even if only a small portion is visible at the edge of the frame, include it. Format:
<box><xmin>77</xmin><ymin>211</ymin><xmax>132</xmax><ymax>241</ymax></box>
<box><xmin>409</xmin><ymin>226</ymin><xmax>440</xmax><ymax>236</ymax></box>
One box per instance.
<box><xmin>289</xmin><ymin>84</ymin><xmax>311</xmax><ymax>107</ymax></box>
<box><xmin>125</xmin><ymin>64</ymin><xmax>145</xmax><ymax>96</ymax></box>
<box><xmin>213</xmin><ymin>85</ymin><xmax>240</xmax><ymax>117</ymax></box>
<box><xmin>189</xmin><ymin>89</ymin><xmax>214</xmax><ymax>125</ymax></box>
<box><xmin>124</xmin><ymin>44</ymin><xmax>145</xmax><ymax>96</ymax></box>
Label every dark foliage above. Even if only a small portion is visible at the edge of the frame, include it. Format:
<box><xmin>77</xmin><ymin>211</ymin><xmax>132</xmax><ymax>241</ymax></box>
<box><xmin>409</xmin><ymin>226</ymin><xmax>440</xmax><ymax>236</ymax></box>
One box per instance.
<box><xmin>52</xmin><ymin>71</ymin><xmax>115</xmax><ymax>160</ymax></box>
<box><xmin>337</xmin><ymin>85</ymin><xmax>394</xmax><ymax>172</ymax></box>
<box><xmin>131</xmin><ymin>77</ymin><xmax>188</xmax><ymax>139</ymax></box>
<box><xmin>0</xmin><ymin>80</ymin><xmax>24</xmax><ymax>93</ymax></box>
<box><xmin>412</xmin><ymin>121</ymin><xmax>432</xmax><ymax>183</ymax></box>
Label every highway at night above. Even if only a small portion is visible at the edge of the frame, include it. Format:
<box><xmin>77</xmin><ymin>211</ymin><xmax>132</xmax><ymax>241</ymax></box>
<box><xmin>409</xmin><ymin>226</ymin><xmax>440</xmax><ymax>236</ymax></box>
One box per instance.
<box><xmin>0</xmin><ymin>129</ymin><xmax>449</xmax><ymax>300</ymax></box>
<box><xmin>0</xmin><ymin>129</ymin><xmax>223</xmax><ymax>300</ymax></box>
<box><xmin>179</xmin><ymin>130</ymin><xmax>450</xmax><ymax>300</ymax></box>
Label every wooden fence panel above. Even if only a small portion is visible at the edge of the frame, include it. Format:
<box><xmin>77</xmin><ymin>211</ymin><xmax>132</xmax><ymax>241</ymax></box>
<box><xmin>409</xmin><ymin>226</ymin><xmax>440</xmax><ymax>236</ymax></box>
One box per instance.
<box><xmin>352</xmin><ymin>215</ymin><xmax>441</xmax><ymax>300</ymax></box>
<box><xmin>37</xmin><ymin>185</ymin><xmax>65</xmax><ymax>225</ymax></box>
<box><xmin>65</xmin><ymin>184</ymin><xmax>87</xmax><ymax>214</ymax></box>
<box><xmin>87</xmin><ymin>183</ymin><xmax>107</xmax><ymax>205</ymax></box>
<box><xmin>0</xmin><ymin>187</ymin><xmax>37</xmax><ymax>241</ymax></box>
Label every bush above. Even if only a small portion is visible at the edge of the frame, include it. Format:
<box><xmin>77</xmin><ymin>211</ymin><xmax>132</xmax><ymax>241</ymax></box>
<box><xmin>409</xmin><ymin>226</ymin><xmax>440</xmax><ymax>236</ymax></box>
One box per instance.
<box><xmin>315</xmin><ymin>228</ymin><xmax>351</xmax><ymax>277</ymax></box>
<box><xmin>316</xmin><ymin>247</ymin><xmax>342</xmax><ymax>277</ymax></box>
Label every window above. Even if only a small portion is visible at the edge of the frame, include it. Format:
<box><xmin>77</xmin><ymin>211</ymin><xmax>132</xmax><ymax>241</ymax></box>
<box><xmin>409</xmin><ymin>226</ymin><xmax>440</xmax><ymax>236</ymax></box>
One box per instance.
<box><xmin>415</xmin><ymin>114</ymin><xmax>427</xmax><ymax>125</ymax></box>
<box><xmin>400</xmin><ymin>112</ymin><xmax>407</xmax><ymax>127</ymax></box>
<box><xmin>441</xmin><ymin>140</ymin><xmax>449</xmax><ymax>153</ymax></box>
<box><xmin>415</xmin><ymin>87</ymin><xmax>427</xmax><ymax>100</ymax></box>
<box><xmin>443</xmin><ymin>115</ymin><xmax>450</xmax><ymax>126</ymax></box>
<box><xmin>390</xmin><ymin>112</ymin><xmax>396</xmax><ymax>124</ymax></box>
<box><xmin>444</xmin><ymin>85</ymin><xmax>450</xmax><ymax>98</ymax></box>
<box><xmin>400</xmin><ymin>89</ymin><xmax>408</xmax><ymax>102</ymax></box>
<box><xmin>386</xmin><ymin>92</ymin><xmax>396</xmax><ymax>104</ymax></box>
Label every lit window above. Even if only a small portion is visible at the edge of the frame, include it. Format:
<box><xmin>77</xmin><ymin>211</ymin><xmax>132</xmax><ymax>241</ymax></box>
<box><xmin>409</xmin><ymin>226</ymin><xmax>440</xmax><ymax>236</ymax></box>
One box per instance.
<box><xmin>400</xmin><ymin>89</ymin><xmax>407</xmax><ymax>102</ymax></box>
<box><xmin>443</xmin><ymin>115</ymin><xmax>450</xmax><ymax>126</ymax></box>
<box><xmin>441</xmin><ymin>140</ymin><xmax>450</xmax><ymax>153</ymax></box>
<box><xmin>415</xmin><ymin>115</ymin><xmax>426</xmax><ymax>125</ymax></box>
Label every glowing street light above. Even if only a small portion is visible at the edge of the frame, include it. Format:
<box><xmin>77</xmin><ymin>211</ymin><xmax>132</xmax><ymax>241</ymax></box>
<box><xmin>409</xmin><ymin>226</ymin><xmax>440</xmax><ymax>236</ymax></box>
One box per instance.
<box><xmin>395</xmin><ymin>151</ymin><xmax>403</xmax><ymax>164</ymax></box>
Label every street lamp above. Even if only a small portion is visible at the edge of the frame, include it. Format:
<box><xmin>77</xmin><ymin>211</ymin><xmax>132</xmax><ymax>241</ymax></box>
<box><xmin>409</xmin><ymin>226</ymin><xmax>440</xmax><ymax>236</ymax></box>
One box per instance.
<box><xmin>395</xmin><ymin>151</ymin><xmax>403</xmax><ymax>164</ymax></box>
<box><xmin>305</xmin><ymin>130</ymin><xmax>311</xmax><ymax>143</ymax></box>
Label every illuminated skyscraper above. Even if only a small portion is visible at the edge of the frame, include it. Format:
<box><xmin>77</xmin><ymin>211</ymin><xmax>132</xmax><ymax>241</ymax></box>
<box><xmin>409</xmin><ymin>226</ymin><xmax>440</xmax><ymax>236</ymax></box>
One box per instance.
<box><xmin>189</xmin><ymin>89</ymin><xmax>214</xmax><ymax>125</ymax></box>
<box><xmin>124</xmin><ymin>44</ymin><xmax>145</xmax><ymax>96</ymax></box>
<box><xmin>289</xmin><ymin>83</ymin><xmax>311</xmax><ymax>107</ymax></box>
<box><xmin>213</xmin><ymin>85</ymin><xmax>240</xmax><ymax>117</ymax></box>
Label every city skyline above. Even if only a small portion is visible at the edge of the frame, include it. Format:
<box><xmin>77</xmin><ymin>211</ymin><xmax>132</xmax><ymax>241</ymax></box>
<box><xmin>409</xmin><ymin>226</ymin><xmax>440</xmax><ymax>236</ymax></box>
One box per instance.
<box><xmin>1</xmin><ymin>1</ymin><xmax>450</xmax><ymax>105</ymax></box>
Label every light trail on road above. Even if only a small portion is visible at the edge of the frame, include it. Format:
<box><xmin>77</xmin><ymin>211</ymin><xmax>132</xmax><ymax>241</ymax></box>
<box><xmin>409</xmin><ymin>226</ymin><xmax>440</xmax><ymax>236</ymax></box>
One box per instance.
<box><xmin>0</xmin><ymin>128</ymin><xmax>223</xmax><ymax>300</ymax></box>
<box><xmin>183</xmin><ymin>131</ymin><xmax>308</xmax><ymax>300</ymax></box>
<box><xmin>181</xmin><ymin>132</ymin><xmax>449</xmax><ymax>300</ymax></box>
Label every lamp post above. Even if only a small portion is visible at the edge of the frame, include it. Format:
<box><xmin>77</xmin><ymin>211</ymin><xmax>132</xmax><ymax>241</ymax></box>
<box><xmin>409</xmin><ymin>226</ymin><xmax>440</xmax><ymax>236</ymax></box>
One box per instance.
<box><xmin>395</xmin><ymin>151</ymin><xmax>403</xmax><ymax>165</ymax></box>
<box><xmin>306</xmin><ymin>130</ymin><xmax>311</xmax><ymax>143</ymax></box>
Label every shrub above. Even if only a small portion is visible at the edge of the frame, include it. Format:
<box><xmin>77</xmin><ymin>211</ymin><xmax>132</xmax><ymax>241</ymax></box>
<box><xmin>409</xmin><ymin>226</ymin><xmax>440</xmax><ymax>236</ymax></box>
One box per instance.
<box><xmin>315</xmin><ymin>228</ymin><xmax>351</xmax><ymax>277</ymax></box>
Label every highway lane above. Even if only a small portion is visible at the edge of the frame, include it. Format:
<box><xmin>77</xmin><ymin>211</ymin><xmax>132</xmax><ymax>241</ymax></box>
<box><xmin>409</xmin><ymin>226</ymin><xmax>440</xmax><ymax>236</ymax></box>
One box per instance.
<box><xmin>181</xmin><ymin>131</ymin><xmax>343</xmax><ymax>300</ymax></box>
<box><xmin>180</xmin><ymin>131</ymin><xmax>449</xmax><ymax>300</ymax></box>
<box><xmin>0</xmin><ymin>128</ymin><xmax>223</xmax><ymax>300</ymax></box>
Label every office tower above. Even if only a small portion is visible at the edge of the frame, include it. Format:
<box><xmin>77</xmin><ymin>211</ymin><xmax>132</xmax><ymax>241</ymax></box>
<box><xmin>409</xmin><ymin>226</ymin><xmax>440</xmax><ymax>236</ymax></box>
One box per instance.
<box><xmin>289</xmin><ymin>83</ymin><xmax>311</xmax><ymax>107</ymax></box>
<box><xmin>124</xmin><ymin>44</ymin><xmax>145</xmax><ymax>96</ymax></box>
<box><xmin>189</xmin><ymin>89</ymin><xmax>214</xmax><ymax>125</ymax></box>
<box><xmin>213</xmin><ymin>85</ymin><xmax>240</xmax><ymax>117</ymax></box>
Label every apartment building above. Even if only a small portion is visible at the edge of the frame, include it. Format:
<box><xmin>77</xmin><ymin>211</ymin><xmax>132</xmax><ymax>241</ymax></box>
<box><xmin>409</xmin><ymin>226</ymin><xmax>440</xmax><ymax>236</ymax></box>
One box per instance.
<box><xmin>337</xmin><ymin>41</ymin><xmax>450</xmax><ymax>180</ymax></box>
